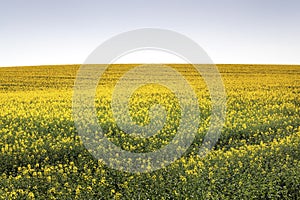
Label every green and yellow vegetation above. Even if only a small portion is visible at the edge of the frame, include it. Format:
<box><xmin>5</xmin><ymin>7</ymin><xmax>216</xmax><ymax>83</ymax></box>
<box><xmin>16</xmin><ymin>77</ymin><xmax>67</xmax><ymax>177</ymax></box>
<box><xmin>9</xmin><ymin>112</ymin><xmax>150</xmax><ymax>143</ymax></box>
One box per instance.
<box><xmin>0</xmin><ymin>64</ymin><xmax>299</xmax><ymax>199</ymax></box>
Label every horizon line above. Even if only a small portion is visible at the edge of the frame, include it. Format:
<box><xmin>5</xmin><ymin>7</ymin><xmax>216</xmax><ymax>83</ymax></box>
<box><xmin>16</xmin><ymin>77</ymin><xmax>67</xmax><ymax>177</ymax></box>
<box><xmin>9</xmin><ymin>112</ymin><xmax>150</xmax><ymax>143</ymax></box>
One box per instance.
<box><xmin>1</xmin><ymin>63</ymin><xmax>300</xmax><ymax>68</ymax></box>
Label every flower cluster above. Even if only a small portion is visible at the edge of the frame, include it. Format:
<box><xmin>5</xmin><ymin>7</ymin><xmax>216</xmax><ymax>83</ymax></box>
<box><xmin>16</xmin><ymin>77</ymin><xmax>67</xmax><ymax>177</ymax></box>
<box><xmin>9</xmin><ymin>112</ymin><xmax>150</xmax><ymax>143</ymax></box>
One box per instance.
<box><xmin>0</xmin><ymin>64</ymin><xmax>299</xmax><ymax>199</ymax></box>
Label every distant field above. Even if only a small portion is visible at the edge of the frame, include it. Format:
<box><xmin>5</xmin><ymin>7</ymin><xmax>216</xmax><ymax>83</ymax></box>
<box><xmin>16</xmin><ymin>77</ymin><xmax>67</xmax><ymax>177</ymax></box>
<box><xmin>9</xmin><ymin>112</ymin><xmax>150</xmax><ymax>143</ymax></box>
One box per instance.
<box><xmin>0</xmin><ymin>64</ymin><xmax>299</xmax><ymax>199</ymax></box>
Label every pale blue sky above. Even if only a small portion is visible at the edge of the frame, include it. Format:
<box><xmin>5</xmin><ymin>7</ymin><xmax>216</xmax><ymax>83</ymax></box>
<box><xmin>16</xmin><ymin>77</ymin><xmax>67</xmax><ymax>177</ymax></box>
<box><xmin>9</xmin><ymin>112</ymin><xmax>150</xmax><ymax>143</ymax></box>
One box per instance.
<box><xmin>1</xmin><ymin>0</ymin><xmax>300</xmax><ymax>66</ymax></box>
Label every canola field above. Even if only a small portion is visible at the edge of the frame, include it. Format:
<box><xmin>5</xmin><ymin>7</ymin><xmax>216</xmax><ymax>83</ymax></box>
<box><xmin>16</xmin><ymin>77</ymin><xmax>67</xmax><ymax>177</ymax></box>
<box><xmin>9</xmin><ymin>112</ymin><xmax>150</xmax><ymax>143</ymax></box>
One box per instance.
<box><xmin>0</xmin><ymin>64</ymin><xmax>299</xmax><ymax>199</ymax></box>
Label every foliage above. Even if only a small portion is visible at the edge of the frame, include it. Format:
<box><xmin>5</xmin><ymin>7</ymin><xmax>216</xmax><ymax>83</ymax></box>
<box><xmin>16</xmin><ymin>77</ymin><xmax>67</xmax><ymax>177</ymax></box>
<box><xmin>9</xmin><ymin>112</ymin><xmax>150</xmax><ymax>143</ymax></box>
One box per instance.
<box><xmin>0</xmin><ymin>64</ymin><xmax>299</xmax><ymax>199</ymax></box>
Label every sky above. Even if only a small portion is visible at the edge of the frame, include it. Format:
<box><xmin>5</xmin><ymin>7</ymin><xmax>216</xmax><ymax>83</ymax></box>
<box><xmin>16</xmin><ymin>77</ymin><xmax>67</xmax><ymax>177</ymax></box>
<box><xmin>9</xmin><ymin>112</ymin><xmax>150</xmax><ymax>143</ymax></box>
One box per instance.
<box><xmin>0</xmin><ymin>0</ymin><xmax>300</xmax><ymax>66</ymax></box>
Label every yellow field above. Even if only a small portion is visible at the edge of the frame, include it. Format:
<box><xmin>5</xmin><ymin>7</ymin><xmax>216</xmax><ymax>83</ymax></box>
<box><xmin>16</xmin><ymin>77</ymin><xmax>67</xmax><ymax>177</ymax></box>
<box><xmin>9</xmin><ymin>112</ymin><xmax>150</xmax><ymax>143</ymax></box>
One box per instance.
<box><xmin>0</xmin><ymin>64</ymin><xmax>299</xmax><ymax>199</ymax></box>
